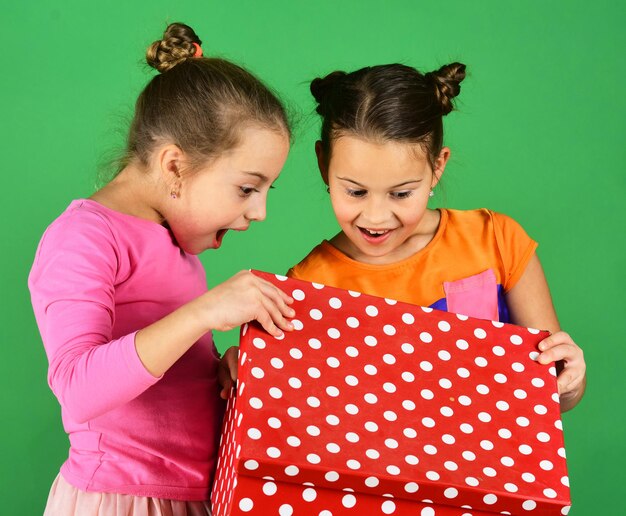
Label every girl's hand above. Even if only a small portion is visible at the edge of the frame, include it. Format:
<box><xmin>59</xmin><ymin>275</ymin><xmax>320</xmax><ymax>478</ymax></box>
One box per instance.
<box><xmin>217</xmin><ymin>346</ymin><xmax>239</xmax><ymax>400</ymax></box>
<box><xmin>202</xmin><ymin>270</ymin><xmax>295</xmax><ymax>337</ymax></box>
<box><xmin>537</xmin><ymin>331</ymin><xmax>586</xmax><ymax>411</ymax></box>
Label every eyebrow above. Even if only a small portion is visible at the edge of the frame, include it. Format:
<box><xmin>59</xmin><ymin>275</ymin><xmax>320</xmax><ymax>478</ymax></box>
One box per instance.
<box><xmin>241</xmin><ymin>171</ymin><xmax>270</xmax><ymax>183</ymax></box>
<box><xmin>336</xmin><ymin>176</ymin><xmax>423</xmax><ymax>188</ymax></box>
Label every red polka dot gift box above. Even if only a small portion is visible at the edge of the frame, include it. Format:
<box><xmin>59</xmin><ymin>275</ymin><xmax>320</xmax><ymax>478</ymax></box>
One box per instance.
<box><xmin>211</xmin><ymin>271</ymin><xmax>571</xmax><ymax>516</ymax></box>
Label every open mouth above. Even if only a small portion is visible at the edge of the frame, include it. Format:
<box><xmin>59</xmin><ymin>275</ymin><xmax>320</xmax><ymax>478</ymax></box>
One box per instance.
<box><xmin>215</xmin><ymin>229</ymin><xmax>228</xmax><ymax>246</ymax></box>
<box><xmin>358</xmin><ymin>227</ymin><xmax>393</xmax><ymax>244</ymax></box>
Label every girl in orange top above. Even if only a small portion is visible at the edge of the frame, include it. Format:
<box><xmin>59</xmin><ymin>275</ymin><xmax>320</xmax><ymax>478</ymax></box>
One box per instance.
<box><xmin>288</xmin><ymin>62</ymin><xmax>585</xmax><ymax>412</ymax></box>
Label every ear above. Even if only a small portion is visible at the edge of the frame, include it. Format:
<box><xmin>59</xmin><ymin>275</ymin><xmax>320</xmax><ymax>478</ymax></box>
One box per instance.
<box><xmin>315</xmin><ymin>140</ymin><xmax>329</xmax><ymax>185</ymax></box>
<box><xmin>157</xmin><ymin>144</ymin><xmax>185</xmax><ymax>184</ymax></box>
<box><xmin>431</xmin><ymin>147</ymin><xmax>451</xmax><ymax>188</ymax></box>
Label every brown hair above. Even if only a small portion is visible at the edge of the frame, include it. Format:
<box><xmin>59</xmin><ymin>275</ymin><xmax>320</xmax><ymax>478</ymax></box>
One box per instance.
<box><xmin>311</xmin><ymin>62</ymin><xmax>465</xmax><ymax>170</ymax></box>
<box><xmin>122</xmin><ymin>22</ymin><xmax>290</xmax><ymax>171</ymax></box>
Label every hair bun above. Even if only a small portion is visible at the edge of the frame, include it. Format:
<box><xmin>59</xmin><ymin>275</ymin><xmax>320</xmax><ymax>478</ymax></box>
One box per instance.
<box><xmin>146</xmin><ymin>22</ymin><xmax>202</xmax><ymax>73</ymax></box>
<box><xmin>310</xmin><ymin>71</ymin><xmax>347</xmax><ymax>114</ymax></box>
<box><xmin>426</xmin><ymin>62</ymin><xmax>466</xmax><ymax>115</ymax></box>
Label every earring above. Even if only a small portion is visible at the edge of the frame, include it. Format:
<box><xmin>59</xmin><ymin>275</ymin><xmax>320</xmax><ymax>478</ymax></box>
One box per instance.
<box><xmin>170</xmin><ymin>192</ymin><xmax>177</xmax><ymax>199</ymax></box>
<box><xmin>326</xmin><ymin>185</ymin><xmax>330</xmax><ymax>193</ymax></box>
<box><xmin>429</xmin><ymin>189</ymin><xmax>434</xmax><ymax>198</ymax></box>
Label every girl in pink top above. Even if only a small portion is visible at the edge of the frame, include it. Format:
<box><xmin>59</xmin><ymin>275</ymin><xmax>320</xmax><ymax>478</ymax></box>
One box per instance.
<box><xmin>28</xmin><ymin>22</ymin><xmax>294</xmax><ymax>516</ymax></box>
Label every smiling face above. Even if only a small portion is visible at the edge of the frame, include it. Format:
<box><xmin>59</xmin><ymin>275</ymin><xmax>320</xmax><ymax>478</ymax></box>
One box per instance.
<box><xmin>165</xmin><ymin>126</ymin><xmax>290</xmax><ymax>254</ymax></box>
<box><xmin>321</xmin><ymin>135</ymin><xmax>449</xmax><ymax>265</ymax></box>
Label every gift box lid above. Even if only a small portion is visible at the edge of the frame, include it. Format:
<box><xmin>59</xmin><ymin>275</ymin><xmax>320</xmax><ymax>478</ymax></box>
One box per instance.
<box><xmin>212</xmin><ymin>271</ymin><xmax>571</xmax><ymax>515</ymax></box>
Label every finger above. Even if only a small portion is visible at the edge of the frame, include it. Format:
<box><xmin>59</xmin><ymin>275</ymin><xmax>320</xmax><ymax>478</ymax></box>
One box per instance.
<box><xmin>258</xmin><ymin>280</ymin><xmax>296</xmax><ymax>317</ymax></box>
<box><xmin>255</xmin><ymin>308</ymin><xmax>284</xmax><ymax>338</ymax></box>
<box><xmin>259</xmin><ymin>294</ymin><xmax>294</xmax><ymax>332</ymax></box>
<box><xmin>224</xmin><ymin>347</ymin><xmax>240</xmax><ymax>382</ymax></box>
<box><xmin>537</xmin><ymin>344</ymin><xmax>580</xmax><ymax>365</ymax></box>
<box><xmin>559</xmin><ymin>373</ymin><xmax>585</xmax><ymax>396</ymax></box>
<box><xmin>538</xmin><ymin>331</ymin><xmax>573</xmax><ymax>352</ymax></box>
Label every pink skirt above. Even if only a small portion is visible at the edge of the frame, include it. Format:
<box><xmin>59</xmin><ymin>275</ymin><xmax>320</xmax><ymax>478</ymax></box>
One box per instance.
<box><xmin>44</xmin><ymin>474</ymin><xmax>212</xmax><ymax>516</ymax></box>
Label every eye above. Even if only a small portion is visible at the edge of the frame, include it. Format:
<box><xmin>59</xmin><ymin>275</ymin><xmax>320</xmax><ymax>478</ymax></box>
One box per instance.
<box><xmin>346</xmin><ymin>188</ymin><xmax>367</xmax><ymax>198</ymax></box>
<box><xmin>239</xmin><ymin>186</ymin><xmax>258</xmax><ymax>197</ymax></box>
<box><xmin>390</xmin><ymin>190</ymin><xmax>413</xmax><ymax>199</ymax></box>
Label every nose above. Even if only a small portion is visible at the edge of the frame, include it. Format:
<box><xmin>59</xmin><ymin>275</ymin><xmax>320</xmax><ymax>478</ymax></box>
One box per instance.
<box><xmin>245</xmin><ymin>196</ymin><xmax>267</xmax><ymax>222</ymax></box>
<box><xmin>362</xmin><ymin>195</ymin><xmax>390</xmax><ymax>225</ymax></box>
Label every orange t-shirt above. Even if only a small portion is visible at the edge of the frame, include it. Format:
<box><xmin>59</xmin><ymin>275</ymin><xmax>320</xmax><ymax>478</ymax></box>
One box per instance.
<box><xmin>287</xmin><ymin>209</ymin><xmax>537</xmax><ymax>323</ymax></box>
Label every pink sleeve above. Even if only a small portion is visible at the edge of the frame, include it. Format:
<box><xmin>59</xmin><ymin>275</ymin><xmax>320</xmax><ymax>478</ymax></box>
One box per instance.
<box><xmin>29</xmin><ymin>211</ymin><xmax>160</xmax><ymax>424</ymax></box>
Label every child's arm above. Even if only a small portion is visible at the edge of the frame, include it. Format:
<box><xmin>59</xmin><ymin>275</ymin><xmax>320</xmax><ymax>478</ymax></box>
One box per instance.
<box><xmin>505</xmin><ymin>253</ymin><xmax>586</xmax><ymax>412</ymax></box>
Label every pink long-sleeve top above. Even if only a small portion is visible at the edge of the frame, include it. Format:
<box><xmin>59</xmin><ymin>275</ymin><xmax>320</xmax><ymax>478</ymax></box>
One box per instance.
<box><xmin>28</xmin><ymin>199</ymin><xmax>224</xmax><ymax>501</ymax></box>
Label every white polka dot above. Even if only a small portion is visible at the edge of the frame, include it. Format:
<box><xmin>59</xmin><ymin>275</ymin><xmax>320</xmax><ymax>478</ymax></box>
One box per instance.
<box><xmin>405</xmin><ymin>454</ymin><xmax>419</xmax><ymax>465</ymax></box>
<box><xmin>384</xmin><ymin>324</ymin><xmax>397</xmax><ymax>335</ymax></box>
<box><xmin>289</xmin><ymin>347</ymin><xmax>303</xmax><ymax>359</ymax></box>
<box><xmin>512</xmin><ymin>362</ymin><xmax>525</xmax><ymax>372</ymax></box>
<box><xmin>347</xmin><ymin>289</ymin><xmax>360</xmax><ymax>296</ymax></box>
<box><xmin>544</xmin><ymin>488</ymin><xmax>557</xmax><ymax>498</ymax></box>
<box><xmin>501</xmin><ymin>456</ymin><xmax>515</xmax><ymax>467</ymax></box>
<box><xmin>439</xmin><ymin>378</ymin><xmax>452</xmax><ymax>389</ymax></box>
<box><xmin>402</xmin><ymin>313</ymin><xmax>415</xmax><ymax>324</ymax></box>
<box><xmin>438</xmin><ymin>321</ymin><xmax>451</xmax><ymax>332</ymax></box>
<box><xmin>480</xmin><ymin>440</ymin><xmax>494</xmax><ymax>450</ymax></box>
<box><xmin>287</xmin><ymin>436</ymin><xmax>301</xmax><ymax>447</ymax></box>
<box><xmin>496</xmin><ymin>400</ymin><xmax>510</xmax><ymax>411</ymax></box>
<box><xmin>461</xmin><ymin>450</ymin><xmax>475</xmax><ymax>459</ymax></box>
<box><xmin>420</xmin><ymin>332</ymin><xmax>433</xmax><ymax>343</ymax></box>
<box><xmin>444</xmin><ymin>461</ymin><xmax>458</xmax><ymax>471</ymax></box>
<box><xmin>239</xmin><ymin>498</ymin><xmax>254</xmax><ymax>511</ymax></box>
<box><xmin>386</xmin><ymin>465</ymin><xmax>401</xmax><ymax>475</ymax></box>
<box><xmin>292</xmin><ymin>289</ymin><xmax>305</xmax><ymax>300</ymax></box>
<box><xmin>384</xmin><ymin>298</ymin><xmax>397</xmax><ymax>305</ymax></box>
<box><xmin>558</xmin><ymin>447</ymin><xmax>566</xmax><ymax>457</ymax></box>
<box><xmin>425</xmin><ymin>471</ymin><xmax>440</xmax><ymax>481</ymax></box>
<box><xmin>460</xmin><ymin>423</ymin><xmax>474</xmax><ymax>434</ymax></box>
<box><xmin>401</xmin><ymin>343</ymin><xmax>415</xmax><ymax>354</ymax></box>
<box><xmin>552</xmin><ymin>392</ymin><xmax>560</xmax><ymax>403</ymax></box>
<box><xmin>532</xmin><ymin>377</ymin><xmax>545</xmax><ymax>388</ymax></box>
<box><xmin>483</xmin><ymin>494</ymin><xmax>497</xmax><ymax>505</ymax></box>
<box><xmin>364</xmin><ymin>421</ymin><xmax>378</xmax><ymax>432</ymax></box>
<box><xmin>424</xmin><ymin>444</ymin><xmax>437</xmax><ymax>454</ymax></box>
<box><xmin>483</xmin><ymin>467</ymin><xmax>497</xmax><ymax>477</ymax></box>
<box><xmin>364</xmin><ymin>335</ymin><xmax>377</xmax><ymax>346</ymax></box>
<box><xmin>516</xmin><ymin>417</ymin><xmax>530</xmax><ymax>427</ymax></box>
<box><xmin>366</xmin><ymin>448</ymin><xmax>380</xmax><ymax>459</ymax></box>
<box><xmin>347</xmin><ymin>460</ymin><xmax>361</xmax><ymax>470</ymax></box>
<box><xmin>421</xmin><ymin>306</ymin><xmax>433</xmax><ymax>312</ymax></box>
<box><xmin>403</xmin><ymin>400</ymin><xmax>416</xmax><ymax>411</ymax></box>
<box><xmin>403</xmin><ymin>427</ymin><xmax>417</xmax><ymax>438</ymax></box>
<box><xmin>308</xmin><ymin>367</ymin><xmax>321</xmax><ymax>378</ymax></box>
<box><xmin>529</xmin><ymin>351</ymin><xmax>540</xmax><ymax>361</ymax></box>
<box><xmin>329</xmin><ymin>297</ymin><xmax>342</xmax><ymax>308</ymax></box>
<box><xmin>383</xmin><ymin>353</ymin><xmax>396</xmax><ymax>365</ymax></box>
<box><xmin>494</xmin><ymin>373</ymin><xmax>508</xmax><ymax>384</ymax></box>
<box><xmin>540</xmin><ymin>460</ymin><xmax>554</xmax><ymax>470</ymax></box>
<box><xmin>561</xmin><ymin>476</ymin><xmax>570</xmax><ymax>487</ymax></box>
<box><xmin>287</xmin><ymin>407</ymin><xmax>301</xmax><ymax>418</ymax></box>
<box><xmin>327</xmin><ymin>328</ymin><xmax>340</xmax><ymax>339</ymax></box>
<box><xmin>385</xmin><ymin>438</ymin><xmax>399</xmax><ymax>449</ymax></box>
<box><xmin>309</xmin><ymin>309</ymin><xmax>323</xmax><ymax>321</ymax></box>
<box><xmin>440</xmin><ymin>406</ymin><xmax>454</xmax><ymax>417</ymax></box>
<box><xmin>279</xmin><ymin>504</ymin><xmax>293</xmax><ymax>516</ymax></box>
<box><xmin>528</xmin><ymin>327</ymin><xmax>540</xmax><ymax>334</ymax></box>
<box><xmin>267</xmin><ymin>417</ymin><xmax>281</xmax><ymax>429</ymax></box>
<box><xmin>383</xmin><ymin>382</ymin><xmax>397</xmax><ymax>393</ymax></box>
<box><xmin>402</xmin><ymin>371</ymin><xmax>415</xmax><ymax>382</ymax></box>
<box><xmin>457</xmin><ymin>367</ymin><xmax>470</xmax><ymax>378</ymax></box>
<box><xmin>522</xmin><ymin>472</ymin><xmax>536</xmax><ymax>482</ymax></box>
<box><xmin>422</xmin><ymin>417</ymin><xmax>436</xmax><ymax>428</ymax></box>
<box><xmin>326</xmin><ymin>414</ymin><xmax>340</xmax><ymax>426</ymax></box>
<box><xmin>346</xmin><ymin>316</ymin><xmax>360</xmax><ymax>328</ymax></box>
<box><xmin>465</xmin><ymin>477</ymin><xmax>479</xmax><ymax>487</ymax></box>
<box><xmin>269</xmin><ymin>387</ymin><xmax>283</xmax><ymax>399</ymax></box>
<box><xmin>345</xmin><ymin>375</ymin><xmax>359</xmax><ymax>386</ymax></box>
<box><xmin>498</xmin><ymin>428</ymin><xmax>512</xmax><ymax>439</ymax></box>
<box><xmin>325</xmin><ymin>471</ymin><xmax>339</xmax><ymax>482</ymax></box>
<box><xmin>381</xmin><ymin>500</ymin><xmax>396</xmax><ymax>514</ymax></box>
<box><xmin>364</xmin><ymin>393</ymin><xmax>378</xmax><ymax>404</ymax></box>
<box><xmin>522</xmin><ymin>500</ymin><xmax>537</xmax><ymax>510</ymax></box>
<box><xmin>457</xmin><ymin>313</ymin><xmax>469</xmax><ymax>321</ymax></box>
<box><xmin>263</xmin><ymin>482</ymin><xmax>277</xmax><ymax>495</ymax></box>
<box><xmin>534</xmin><ymin>404</ymin><xmax>548</xmax><ymax>415</ymax></box>
<box><xmin>302</xmin><ymin>488</ymin><xmax>317</xmax><ymax>502</ymax></box>
<box><xmin>365</xmin><ymin>476</ymin><xmax>379</xmax><ymax>487</ymax></box>
<box><xmin>249</xmin><ymin>397</ymin><xmax>263</xmax><ymax>409</ymax></box>
<box><xmin>492</xmin><ymin>320</ymin><xmax>504</xmax><ymax>327</ymax></box>
<box><xmin>476</xmin><ymin>384</ymin><xmax>490</xmax><ymax>395</ymax></box>
<box><xmin>514</xmin><ymin>389</ymin><xmax>527</xmax><ymax>399</ymax></box>
<box><xmin>474</xmin><ymin>328</ymin><xmax>487</xmax><ymax>339</ymax></box>
<box><xmin>251</xmin><ymin>367</ymin><xmax>265</xmax><ymax>379</ymax></box>
<box><xmin>267</xmin><ymin>447</ymin><xmax>281</xmax><ymax>458</ymax></box>
<box><xmin>421</xmin><ymin>508</ymin><xmax>435</xmax><ymax>516</ymax></box>
<box><xmin>244</xmin><ymin>460</ymin><xmax>259</xmax><ymax>470</ymax></box>
<box><xmin>438</xmin><ymin>350</ymin><xmax>451</xmax><ymax>361</ymax></box>
<box><xmin>327</xmin><ymin>356</ymin><xmax>340</xmax><ymax>368</ymax></box>
<box><xmin>307</xmin><ymin>454</ymin><xmax>321</xmax><ymax>464</ymax></box>
<box><xmin>292</xmin><ymin>319</ymin><xmax>303</xmax><ymax>330</ymax></box>
<box><xmin>252</xmin><ymin>337</ymin><xmax>266</xmax><ymax>349</ymax></box>
<box><xmin>456</xmin><ymin>339</ymin><xmax>469</xmax><ymax>350</ymax></box>
<box><xmin>327</xmin><ymin>386</ymin><xmax>340</xmax><ymax>397</ymax></box>
<box><xmin>478</xmin><ymin>412</ymin><xmax>492</xmax><ymax>422</ymax></box>
<box><xmin>458</xmin><ymin>395</ymin><xmax>472</xmax><ymax>406</ymax></box>
<box><xmin>306</xmin><ymin>425</ymin><xmax>320</xmax><ymax>436</ymax></box>
<box><xmin>510</xmin><ymin>334</ymin><xmax>523</xmax><ymax>345</ymax></box>
<box><xmin>364</xmin><ymin>364</ymin><xmax>378</xmax><ymax>375</ymax></box>
<box><xmin>384</xmin><ymin>411</ymin><xmax>398</xmax><ymax>422</ymax></box>
<box><xmin>308</xmin><ymin>338</ymin><xmax>322</xmax><ymax>349</ymax></box>
<box><xmin>421</xmin><ymin>389</ymin><xmax>434</xmax><ymax>400</ymax></box>
<box><xmin>346</xmin><ymin>346</ymin><xmax>359</xmax><ymax>357</ymax></box>
<box><xmin>562</xmin><ymin>507</ymin><xmax>571</xmax><ymax>515</ymax></box>
<box><xmin>404</xmin><ymin>482</ymin><xmax>419</xmax><ymax>493</ymax></box>
<box><xmin>519</xmin><ymin>444</ymin><xmax>533</xmax><ymax>455</ymax></box>
<box><xmin>537</xmin><ymin>432</ymin><xmax>551</xmax><ymax>442</ymax></box>
<box><xmin>345</xmin><ymin>404</ymin><xmax>359</xmax><ymax>415</ymax></box>
<box><xmin>307</xmin><ymin>396</ymin><xmax>320</xmax><ymax>408</ymax></box>
<box><xmin>504</xmin><ymin>483</ymin><xmax>518</xmax><ymax>493</ymax></box>
<box><xmin>247</xmin><ymin>428</ymin><xmax>262</xmax><ymax>440</ymax></box>
<box><xmin>475</xmin><ymin>357</ymin><xmax>488</xmax><ymax>367</ymax></box>
<box><xmin>492</xmin><ymin>345</ymin><xmax>505</xmax><ymax>356</ymax></box>
<box><xmin>365</xmin><ymin>305</ymin><xmax>378</xmax><ymax>316</ymax></box>
<box><xmin>285</xmin><ymin>465</ymin><xmax>299</xmax><ymax>476</ymax></box>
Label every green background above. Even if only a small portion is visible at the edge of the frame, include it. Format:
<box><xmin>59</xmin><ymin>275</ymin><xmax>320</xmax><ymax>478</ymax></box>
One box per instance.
<box><xmin>2</xmin><ymin>1</ymin><xmax>624</xmax><ymax>514</ymax></box>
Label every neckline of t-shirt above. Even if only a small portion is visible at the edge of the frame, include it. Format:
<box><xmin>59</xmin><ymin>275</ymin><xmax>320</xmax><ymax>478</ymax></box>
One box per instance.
<box><xmin>320</xmin><ymin>208</ymin><xmax>449</xmax><ymax>270</ymax></box>
<box><xmin>70</xmin><ymin>199</ymin><xmax>171</xmax><ymax>235</ymax></box>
